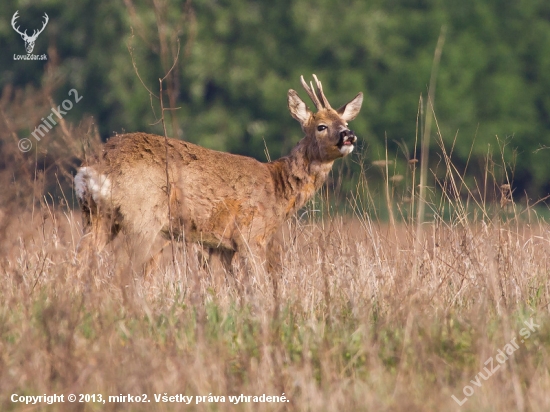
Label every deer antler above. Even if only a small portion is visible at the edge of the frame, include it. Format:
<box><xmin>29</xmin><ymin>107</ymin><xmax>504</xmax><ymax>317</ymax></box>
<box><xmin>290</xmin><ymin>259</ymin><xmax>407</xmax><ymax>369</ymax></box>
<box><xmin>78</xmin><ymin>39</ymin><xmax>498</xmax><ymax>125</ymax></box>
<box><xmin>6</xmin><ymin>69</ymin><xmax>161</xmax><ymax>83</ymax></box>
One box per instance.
<box><xmin>11</xmin><ymin>11</ymin><xmax>49</xmax><ymax>41</ymax></box>
<box><xmin>300</xmin><ymin>75</ymin><xmax>321</xmax><ymax>110</ymax></box>
<box><xmin>29</xmin><ymin>13</ymin><xmax>49</xmax><ymax>40</ymax></box>
<box><xmin>11</xmin><ymin>11</ymin><xmax>27</xmax><ymax>37</ymax></box>
<box><xmin>312</xmin><ymin>74</ymin><xmax>332</xmax><ymax>110</ymax></box>
<box><xmin>300</xmin><ymin>74</ymin><xmax>331</xmax><ymax>111</ymax></box>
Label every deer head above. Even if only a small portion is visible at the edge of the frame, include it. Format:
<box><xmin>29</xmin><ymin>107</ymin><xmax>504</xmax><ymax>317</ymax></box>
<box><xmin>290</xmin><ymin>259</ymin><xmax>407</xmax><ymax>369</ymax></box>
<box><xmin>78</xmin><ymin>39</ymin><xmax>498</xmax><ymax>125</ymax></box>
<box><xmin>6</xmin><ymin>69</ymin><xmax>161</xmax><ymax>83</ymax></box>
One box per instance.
<box><xmin>11</xmin><ymin>11</ymin><xmax>49</xmax><ymax>54</ymax></box>
<box><xmin>288</xmin><ymin>74</ymin><xmax>363</xmax><ymax>162</ymax></box>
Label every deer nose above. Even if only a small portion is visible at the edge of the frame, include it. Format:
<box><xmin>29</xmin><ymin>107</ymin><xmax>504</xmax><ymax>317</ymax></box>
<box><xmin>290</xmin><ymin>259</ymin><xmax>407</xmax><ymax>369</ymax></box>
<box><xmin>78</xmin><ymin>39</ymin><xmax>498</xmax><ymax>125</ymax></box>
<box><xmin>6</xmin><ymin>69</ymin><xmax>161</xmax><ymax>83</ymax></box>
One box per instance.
<box><xmin>339</xmin><ymin>129</ymin><xmax>356</xmax><ymax>141</ymax></box>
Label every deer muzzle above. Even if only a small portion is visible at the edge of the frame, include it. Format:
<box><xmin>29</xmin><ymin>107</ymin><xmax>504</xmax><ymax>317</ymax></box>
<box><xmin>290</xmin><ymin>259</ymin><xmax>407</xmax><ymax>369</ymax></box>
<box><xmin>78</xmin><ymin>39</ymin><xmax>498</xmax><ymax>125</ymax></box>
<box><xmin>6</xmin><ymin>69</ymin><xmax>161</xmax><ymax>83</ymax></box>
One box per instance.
<box><xmin>338</xmin><ymin>129</ymin><xmax>357</xmax><ymax>148</ymax></box>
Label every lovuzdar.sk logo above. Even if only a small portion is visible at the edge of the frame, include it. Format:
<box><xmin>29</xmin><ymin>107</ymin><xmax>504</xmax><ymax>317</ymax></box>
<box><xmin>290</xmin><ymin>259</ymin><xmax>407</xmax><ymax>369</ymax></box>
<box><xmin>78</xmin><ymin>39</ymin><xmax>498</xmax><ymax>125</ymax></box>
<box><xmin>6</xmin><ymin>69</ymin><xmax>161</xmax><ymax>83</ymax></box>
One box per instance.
<box><xmin>11</xmin><ymin>10</ymin><xmax>49</xmax><ymax>61</ymax></box>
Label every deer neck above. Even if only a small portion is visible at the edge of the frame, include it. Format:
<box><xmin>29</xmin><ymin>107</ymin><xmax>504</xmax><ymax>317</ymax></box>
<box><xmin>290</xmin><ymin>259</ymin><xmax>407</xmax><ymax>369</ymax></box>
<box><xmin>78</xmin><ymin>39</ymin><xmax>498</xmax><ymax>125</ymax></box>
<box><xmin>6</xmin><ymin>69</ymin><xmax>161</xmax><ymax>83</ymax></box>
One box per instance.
<box><xmin>268</xmin><ymin>139</ymin><xmax>334</xmax><ymax>218</ymax></box>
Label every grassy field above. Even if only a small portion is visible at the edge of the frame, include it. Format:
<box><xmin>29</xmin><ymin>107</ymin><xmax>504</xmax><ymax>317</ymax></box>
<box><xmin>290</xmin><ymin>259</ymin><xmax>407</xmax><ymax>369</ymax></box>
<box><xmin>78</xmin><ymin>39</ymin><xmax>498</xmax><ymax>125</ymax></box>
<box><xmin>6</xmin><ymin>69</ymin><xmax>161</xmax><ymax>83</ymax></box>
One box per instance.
<box><xmin>2</xmin><ymin>87</ymin><xmax>550</xmax><ymax>412</ymax></box>
<box><xmin>1</xmin><ymin>188</ymin><xmax>550</xmax><ymax>411</ymax></box>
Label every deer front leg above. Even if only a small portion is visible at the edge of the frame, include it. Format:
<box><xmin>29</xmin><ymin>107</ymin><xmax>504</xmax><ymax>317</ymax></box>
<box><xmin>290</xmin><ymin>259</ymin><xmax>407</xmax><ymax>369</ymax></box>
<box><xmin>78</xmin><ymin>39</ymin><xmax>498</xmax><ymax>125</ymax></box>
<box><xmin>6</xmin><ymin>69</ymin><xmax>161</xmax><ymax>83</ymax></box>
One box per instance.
<box><xmin>237</xmin><ymin>239</ymin><xmax>268</xmax><ymax>279</ymax></box>
<box><xmin>266</xmin><ymin>237</ymin><xmax>283</xmax><ymax>274</ymax></box>
<box><xmin>206</xmin><ymin>247</ymin><xmax>235</xmax><ymax>290</ymax></box>
<box><xmin>208</xmin><ymin>247</ymin><xmax>235</xmax><ymax>273</ymax></box>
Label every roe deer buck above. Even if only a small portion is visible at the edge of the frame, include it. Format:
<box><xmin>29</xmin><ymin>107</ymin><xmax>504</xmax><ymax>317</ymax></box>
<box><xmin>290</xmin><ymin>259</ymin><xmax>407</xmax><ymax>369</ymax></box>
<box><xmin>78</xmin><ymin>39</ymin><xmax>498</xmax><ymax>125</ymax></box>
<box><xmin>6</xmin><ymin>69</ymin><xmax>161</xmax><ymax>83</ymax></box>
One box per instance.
<box><xmin>75</xmin><ymin>75</ymin><xmax>363</xmax><ymax>273</ymax></box>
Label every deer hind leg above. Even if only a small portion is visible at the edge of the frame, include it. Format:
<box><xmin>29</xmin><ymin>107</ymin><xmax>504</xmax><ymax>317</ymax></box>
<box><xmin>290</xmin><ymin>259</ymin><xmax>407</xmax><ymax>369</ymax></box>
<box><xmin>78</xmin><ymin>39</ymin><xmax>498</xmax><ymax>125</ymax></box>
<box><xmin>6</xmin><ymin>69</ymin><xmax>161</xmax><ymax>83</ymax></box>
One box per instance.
<box><xmin>78</xmin><ymin>204</ymin><xmax>120</xmax><ymax>256</ymax></box>
<box><xmin>121</xmin><ymin>217</ymin><xmax>165</xmax><ymax>276</ymax></box>
<box><xmin>142</xmin><ymin>240</ymin><xmax>171</xmax><ymax>275</ymax></box>
<box><xmin>75</xmin><ymin>167</ymin><xmax>120</xmax><ymax>260</ymax></box>
<box><xmin>76</xmin><ymin>204</ymin><xmax>121</xmax><ymax>267</ymax></box>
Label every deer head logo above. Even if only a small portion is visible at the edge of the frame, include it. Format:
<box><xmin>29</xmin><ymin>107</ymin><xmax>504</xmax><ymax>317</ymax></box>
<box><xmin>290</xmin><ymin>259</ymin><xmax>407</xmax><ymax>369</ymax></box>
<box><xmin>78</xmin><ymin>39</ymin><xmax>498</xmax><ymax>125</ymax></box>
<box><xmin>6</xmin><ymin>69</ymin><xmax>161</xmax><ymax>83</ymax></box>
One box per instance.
<box><xmin>11</xmin><ymin>11</ymin><xmax>49</xmax><ymax>54</ymax></box>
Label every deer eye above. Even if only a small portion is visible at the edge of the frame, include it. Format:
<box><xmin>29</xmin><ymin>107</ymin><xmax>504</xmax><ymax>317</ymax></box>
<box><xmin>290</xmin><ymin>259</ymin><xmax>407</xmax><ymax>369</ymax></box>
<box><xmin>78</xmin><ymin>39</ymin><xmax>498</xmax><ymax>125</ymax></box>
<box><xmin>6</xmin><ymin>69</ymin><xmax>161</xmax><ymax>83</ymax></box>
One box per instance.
<box><xmin>317</xmin><ymin>125</ymin><xmax>327</xmax><ymax>132</ymax></box>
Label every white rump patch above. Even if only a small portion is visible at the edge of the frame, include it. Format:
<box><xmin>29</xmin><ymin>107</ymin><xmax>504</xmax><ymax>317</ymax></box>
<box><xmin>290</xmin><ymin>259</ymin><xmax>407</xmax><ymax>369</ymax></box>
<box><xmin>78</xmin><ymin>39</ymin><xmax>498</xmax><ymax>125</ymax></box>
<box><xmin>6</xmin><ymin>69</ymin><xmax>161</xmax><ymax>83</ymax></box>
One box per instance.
<box><xmin>74</xmin><ymin>166</ymin><xmax>111</xmax><ymax>203</ymax></box>
<box><xmin>339</xmin><ymin>144</ymin><xmax>354</xmax><ymax>156</ymax></box>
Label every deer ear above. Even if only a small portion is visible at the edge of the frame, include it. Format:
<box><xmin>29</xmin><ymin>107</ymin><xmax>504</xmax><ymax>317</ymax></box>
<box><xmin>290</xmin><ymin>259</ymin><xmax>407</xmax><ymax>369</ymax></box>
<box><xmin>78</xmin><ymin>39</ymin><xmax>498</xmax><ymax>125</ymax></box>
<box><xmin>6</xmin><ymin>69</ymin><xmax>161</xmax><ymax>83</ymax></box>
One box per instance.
<box><xmin>288</xmin><ymin>89</ymin><xmax>312</xmax><ymax>125</ymax></box>
<box><xmin>337</xmin><ymin>92</ymin><xmax>363</xmax><ymax>121</ymax></box>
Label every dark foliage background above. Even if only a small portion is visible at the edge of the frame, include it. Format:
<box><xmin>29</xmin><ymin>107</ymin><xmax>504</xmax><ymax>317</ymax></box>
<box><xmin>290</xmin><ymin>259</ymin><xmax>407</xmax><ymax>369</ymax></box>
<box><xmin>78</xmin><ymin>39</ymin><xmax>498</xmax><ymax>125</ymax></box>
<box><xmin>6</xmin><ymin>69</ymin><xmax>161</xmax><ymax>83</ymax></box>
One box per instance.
<box><xmin>2</xmin><ymin>0</ymin><xmax>550</xmax><ymax>200</ymax></box>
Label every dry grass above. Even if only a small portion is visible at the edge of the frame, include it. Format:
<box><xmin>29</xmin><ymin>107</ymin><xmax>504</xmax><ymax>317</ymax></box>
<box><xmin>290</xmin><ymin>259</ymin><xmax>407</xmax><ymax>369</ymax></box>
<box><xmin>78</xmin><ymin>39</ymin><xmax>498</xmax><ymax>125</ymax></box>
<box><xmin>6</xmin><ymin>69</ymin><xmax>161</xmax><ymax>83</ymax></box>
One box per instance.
<box><xmin>2</xmin><ymin>86</ymin><xmax>550</xmax><ymax>412</ymax></box>
<box><xmin>2</xmin><ymin>189</ymin><xmax>550</xmax><ymax>411</ymax></box>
